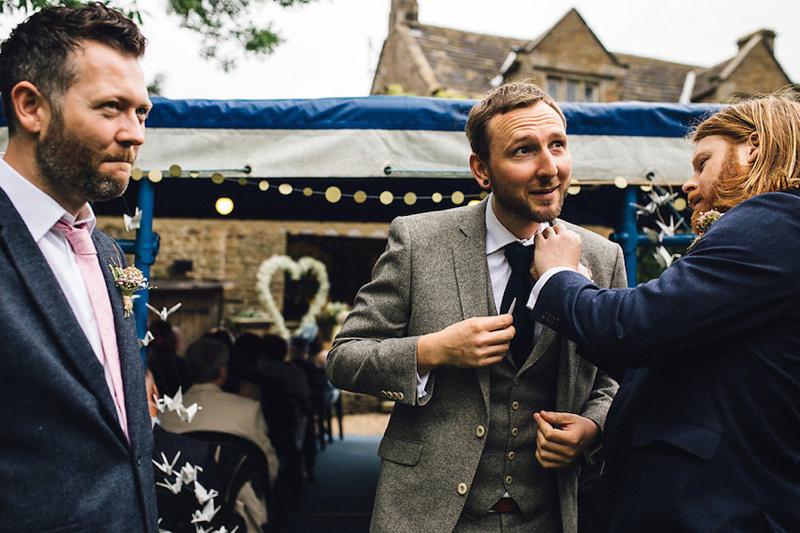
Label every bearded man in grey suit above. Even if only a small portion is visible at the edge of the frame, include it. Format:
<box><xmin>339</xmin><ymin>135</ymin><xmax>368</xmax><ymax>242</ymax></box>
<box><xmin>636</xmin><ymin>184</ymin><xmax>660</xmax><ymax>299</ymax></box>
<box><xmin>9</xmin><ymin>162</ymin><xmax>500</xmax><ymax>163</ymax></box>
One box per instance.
<box><xmin>327</xmin><ymin>82</ymin><xmax>627</xmax><ymax>532</ymax></box>
<box><xmin>0</xmin><ymin>4</ymin><xmax>157</xmax><ymax>530</ymax></box>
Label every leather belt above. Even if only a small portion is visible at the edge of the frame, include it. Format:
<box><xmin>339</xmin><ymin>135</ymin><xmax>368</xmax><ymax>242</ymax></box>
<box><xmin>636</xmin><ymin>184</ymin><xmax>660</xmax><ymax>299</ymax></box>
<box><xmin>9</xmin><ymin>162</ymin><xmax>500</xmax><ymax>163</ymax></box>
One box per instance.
<box><xmin>489</xmin><ymin>497</ymin><xmax>520</xmax><ymax>513</ymax></box>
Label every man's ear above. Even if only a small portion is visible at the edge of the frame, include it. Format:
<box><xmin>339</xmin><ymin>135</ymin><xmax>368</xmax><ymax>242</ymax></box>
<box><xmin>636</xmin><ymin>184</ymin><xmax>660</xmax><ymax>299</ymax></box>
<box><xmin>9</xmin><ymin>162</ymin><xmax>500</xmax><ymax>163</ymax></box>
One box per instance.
<box><xmin>470</xmin><ymin>153</ymin><xmax>491</xmax><ymax>189</ymax></box>
<box><xmin>10</xmin><ymin>81</ymin><xmax>49</xmax><ymax>135</ymax></box>
<box><xmin>744</xmin><ymin>132</ymin><xmax>760</xmax><ymax>165</ymax></box>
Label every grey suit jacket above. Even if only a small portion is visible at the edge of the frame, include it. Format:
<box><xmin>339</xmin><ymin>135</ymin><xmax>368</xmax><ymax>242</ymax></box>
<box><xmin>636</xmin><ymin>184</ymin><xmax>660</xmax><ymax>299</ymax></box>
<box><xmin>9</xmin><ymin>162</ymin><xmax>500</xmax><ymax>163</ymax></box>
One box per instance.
<box><xmin>0</xmin><ymin>188</ymin><xmax>157</xmax><ymax>531</ymax></box>
<box><xmin>328</xmin><ymin>198</ymin><xmax>627</xmax><ymax>533</ymax></box>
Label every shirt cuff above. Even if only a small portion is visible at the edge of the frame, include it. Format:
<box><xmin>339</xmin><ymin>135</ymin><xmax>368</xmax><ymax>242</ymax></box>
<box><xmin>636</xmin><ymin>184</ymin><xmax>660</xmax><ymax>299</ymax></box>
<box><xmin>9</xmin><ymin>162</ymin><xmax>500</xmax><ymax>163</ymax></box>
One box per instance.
<box><xmin>526</xmin><ymin>267</ymin><xmax>575</xmax><ymax>310</ymax></box>
<box><xmin>416</xmin><ymin>372</ymin><xmax>429</xmax><ymax>399</ymax></box>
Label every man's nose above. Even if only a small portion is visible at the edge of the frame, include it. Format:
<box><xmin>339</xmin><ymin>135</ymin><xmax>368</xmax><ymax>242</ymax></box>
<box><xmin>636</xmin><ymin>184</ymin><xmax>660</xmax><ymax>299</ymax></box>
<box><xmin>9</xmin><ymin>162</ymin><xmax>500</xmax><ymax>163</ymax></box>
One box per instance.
<box><xmin>117</xmin><ymin>112</ymin><xmax>145</xmax><ymax>146</ymax></box>
<box><xmin>681</xmin><ymin>178</ymin><xmax>695</xmax><ymax>194</ymax></box>
<box><xmin>535</xmin><ymin>150</ymin><xmax>558</xmax><ymax>177</ymax></box>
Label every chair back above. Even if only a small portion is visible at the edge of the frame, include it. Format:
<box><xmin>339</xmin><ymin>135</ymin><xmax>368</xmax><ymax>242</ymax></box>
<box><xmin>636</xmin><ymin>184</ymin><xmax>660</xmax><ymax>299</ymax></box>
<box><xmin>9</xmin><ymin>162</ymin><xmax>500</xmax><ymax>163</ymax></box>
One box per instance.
<box><xmin>184</xmin><ymin>430</ymin><xmax>271</xmax><ymax>504</ymax></box>
<box><xmin>152</xmin><ymin>426</ymin><xmax>247</xmax><ymax>532</ymax></box>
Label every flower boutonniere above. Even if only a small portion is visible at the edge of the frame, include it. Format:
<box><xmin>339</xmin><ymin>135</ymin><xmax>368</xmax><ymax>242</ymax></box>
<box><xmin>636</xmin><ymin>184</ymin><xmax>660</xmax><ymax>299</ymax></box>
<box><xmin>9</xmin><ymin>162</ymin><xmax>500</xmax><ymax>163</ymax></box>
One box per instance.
<box><xmin>109</xmin><ymin>262</ymin><xmax>150</xmax><ymax>317</ymax></box>
<box><xmin>688</xmin><ymin>209</ymin><xmax>723</xmax><ymax>251</ymax></box>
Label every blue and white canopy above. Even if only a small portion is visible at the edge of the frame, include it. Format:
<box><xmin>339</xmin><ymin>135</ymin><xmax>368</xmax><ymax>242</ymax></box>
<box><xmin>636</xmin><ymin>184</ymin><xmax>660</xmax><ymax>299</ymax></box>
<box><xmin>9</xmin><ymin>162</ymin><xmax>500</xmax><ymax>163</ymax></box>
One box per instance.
<box><xmin>1</xmin><ymin>96</ymin><xmax>716</xmax><ymax>184</ymax></box>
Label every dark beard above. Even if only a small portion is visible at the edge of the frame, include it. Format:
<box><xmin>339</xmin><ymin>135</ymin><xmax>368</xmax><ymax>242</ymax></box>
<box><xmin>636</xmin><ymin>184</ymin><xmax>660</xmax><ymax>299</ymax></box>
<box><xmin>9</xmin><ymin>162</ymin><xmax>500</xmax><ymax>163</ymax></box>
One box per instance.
<box><xmin>489</xmin><ymin>170</ymin><xmax>567</xmax><ymax>224</ymax></box>
<box><xmin>35</xmin><ymin>113</ymin><xmax>132</xmax><ymax>204</ymax></box>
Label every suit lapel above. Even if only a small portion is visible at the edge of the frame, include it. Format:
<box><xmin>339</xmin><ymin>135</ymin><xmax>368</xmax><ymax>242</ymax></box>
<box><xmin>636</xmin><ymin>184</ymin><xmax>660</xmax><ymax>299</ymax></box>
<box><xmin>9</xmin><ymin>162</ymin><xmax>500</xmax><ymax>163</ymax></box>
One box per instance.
<box><xmin>94</xmin><ymin>230</ymin><xmax>146</xmax><ymax>448</ymax></box>
<box><xmin>0</xmin><ymin>191</ymin><xmax>122</xmax><ymax>434</ymax></box>
<box><xmin>452</xmin><ymin>200</ymin><xmax>494</xmax><ymax>413</ymax></box>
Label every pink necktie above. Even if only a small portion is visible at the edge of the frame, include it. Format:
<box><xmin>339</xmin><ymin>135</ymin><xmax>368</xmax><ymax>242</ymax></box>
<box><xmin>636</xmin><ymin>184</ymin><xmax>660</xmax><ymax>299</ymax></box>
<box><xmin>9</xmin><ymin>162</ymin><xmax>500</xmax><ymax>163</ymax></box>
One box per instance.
<box><xmin>54</xmin><ymin>219</ymin><xmax>129</xmax><ymax>441</ymax></box>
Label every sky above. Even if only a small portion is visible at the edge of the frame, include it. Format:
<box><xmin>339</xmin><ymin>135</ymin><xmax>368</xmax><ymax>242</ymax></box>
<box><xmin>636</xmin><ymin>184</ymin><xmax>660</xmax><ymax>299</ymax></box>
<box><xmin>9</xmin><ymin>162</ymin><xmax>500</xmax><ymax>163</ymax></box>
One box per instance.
<box><xmin>2</xmin><ymin>0</ymin><xmax>799</xmax><ymax>100</ymax></box>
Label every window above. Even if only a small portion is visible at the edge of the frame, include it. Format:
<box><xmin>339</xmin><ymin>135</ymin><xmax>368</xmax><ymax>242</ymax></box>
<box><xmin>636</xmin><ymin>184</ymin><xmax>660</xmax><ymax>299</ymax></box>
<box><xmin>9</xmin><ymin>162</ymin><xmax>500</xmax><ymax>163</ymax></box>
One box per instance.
<box><xmin>584</xmin><ymin>83</ymin><xmax>598</xmax><ymax>102</ymax></box>
<box><xmin>566</xmin><ymin>80</ymin><xmax>578</xmax><ymax>102</ymax></box>
<box><xmin>547</xmin><ymin>77</ymin><xmax>600</xmax><ymax>102</ymax></box>
<box><xmin>547</xmin><ymin>77</ymin><xmax>561</xmax><ymax>99</ymax></box>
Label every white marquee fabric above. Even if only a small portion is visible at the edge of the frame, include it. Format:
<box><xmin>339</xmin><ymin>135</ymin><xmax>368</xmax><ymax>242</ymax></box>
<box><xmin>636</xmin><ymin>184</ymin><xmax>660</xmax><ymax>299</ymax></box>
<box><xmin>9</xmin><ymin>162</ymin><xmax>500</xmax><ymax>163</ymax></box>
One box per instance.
<box><xmin>0</xmin><ymin>96</ymin><xmax>718</xmax><ymax>185</ymax></box>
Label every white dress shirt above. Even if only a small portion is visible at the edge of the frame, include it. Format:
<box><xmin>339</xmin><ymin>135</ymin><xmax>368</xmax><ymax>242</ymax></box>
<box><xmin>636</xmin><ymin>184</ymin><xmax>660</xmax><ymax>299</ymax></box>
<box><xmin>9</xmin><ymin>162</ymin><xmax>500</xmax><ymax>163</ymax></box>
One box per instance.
<box><xmin>0</xmin><ymin>155</ymin><xmax>126</xmax><ymax>429</ymax></box>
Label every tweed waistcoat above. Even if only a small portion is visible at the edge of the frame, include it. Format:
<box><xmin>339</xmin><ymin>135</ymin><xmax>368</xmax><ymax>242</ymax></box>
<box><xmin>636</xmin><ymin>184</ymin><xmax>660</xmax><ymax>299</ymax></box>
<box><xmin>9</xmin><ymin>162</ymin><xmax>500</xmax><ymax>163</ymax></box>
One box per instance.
<box><xmin>463</xmin><ymin>341</ymin><xmax>561</xmax><ymax>526</ymax></box>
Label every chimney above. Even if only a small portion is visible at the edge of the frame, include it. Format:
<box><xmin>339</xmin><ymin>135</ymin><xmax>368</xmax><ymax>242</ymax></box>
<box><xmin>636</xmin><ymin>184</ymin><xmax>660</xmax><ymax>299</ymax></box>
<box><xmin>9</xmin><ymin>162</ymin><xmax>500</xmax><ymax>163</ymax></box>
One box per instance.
<box><xmin>390</xmin><ymin>0</ymin><xmax>419</xmax><ymax>30</ymax></box>
<box><xmin>737</xmin><ymin>29</ymin><xmax>776</xmax><ymax>52</ymax></box>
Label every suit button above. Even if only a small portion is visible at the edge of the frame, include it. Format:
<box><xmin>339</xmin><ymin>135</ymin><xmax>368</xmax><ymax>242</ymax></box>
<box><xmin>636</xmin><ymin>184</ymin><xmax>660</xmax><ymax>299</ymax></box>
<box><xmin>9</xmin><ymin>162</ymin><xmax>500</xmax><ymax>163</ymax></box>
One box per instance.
<box><xmin>511</xmin><ymin>427</ymin><xmax>519</xmax><ymax>437</ymax></box>
<box><xmin>505</xmin><ymin>475</ymin><xmax>513</xmax><ymax>485</ymax></box>
<box><xmin>457</xmin><ymin>483</ymin><xmax>468</xmax><ymax>495</ymax></box>
<box><xmin>511</xmin><ymin>401</ymin><xmax>519</xmax><ymax>410</ymax></box>
<box><xmin>397</xmin><ymin>392</ymin><xmax>404</xmax><ymax>401</ymax></box>
<box><xmin>507</xmin><ymin>451</ymin><xmax>515</xmax><ymax>460</ymax></box>
<box><xmin>475</xmin><ymin>425</ymin><xmax>485</xmax><ymax>438</ymax></box>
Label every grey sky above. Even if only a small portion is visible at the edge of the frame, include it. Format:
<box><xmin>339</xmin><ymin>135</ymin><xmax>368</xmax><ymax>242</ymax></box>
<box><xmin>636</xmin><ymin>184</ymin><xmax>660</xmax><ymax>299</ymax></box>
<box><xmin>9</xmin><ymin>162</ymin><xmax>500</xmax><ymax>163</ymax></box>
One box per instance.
<box><xmin>3</xmin><ymin>0</ymin><xmax>798</xmax><ymax>100</ymax></box>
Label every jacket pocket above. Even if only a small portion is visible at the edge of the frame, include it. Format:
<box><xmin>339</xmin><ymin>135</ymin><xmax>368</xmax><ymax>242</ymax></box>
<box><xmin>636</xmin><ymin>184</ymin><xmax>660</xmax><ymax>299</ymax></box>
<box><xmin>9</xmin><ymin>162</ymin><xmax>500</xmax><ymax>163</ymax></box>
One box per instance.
<box><xmin>378</xmin><ymin>435</ymin><xmax>423</xmax><ymax>466</ymax></box>
<box><xmin>630</xmin><ymin>421</ymin><xmax>721</xmax><ymax>460</ymax></box>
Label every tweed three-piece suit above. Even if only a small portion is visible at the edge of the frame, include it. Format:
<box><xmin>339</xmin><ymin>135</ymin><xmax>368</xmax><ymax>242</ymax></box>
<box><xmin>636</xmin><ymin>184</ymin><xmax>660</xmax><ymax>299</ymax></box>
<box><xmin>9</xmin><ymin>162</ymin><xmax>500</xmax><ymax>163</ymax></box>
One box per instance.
<box><xmin>328</xmin><ymin>198</ymin><xmax>627</xmax><ymax>532</ymax></box>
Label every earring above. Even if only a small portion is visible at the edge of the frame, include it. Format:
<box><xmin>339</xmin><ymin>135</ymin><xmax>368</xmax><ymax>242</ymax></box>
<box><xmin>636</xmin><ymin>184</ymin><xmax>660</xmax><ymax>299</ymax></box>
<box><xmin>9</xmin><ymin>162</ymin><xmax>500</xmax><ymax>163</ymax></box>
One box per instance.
<box><xmin>483</xmin><ymin>180</ymin><xmax>490</xmax><ymax>186</ymax></box>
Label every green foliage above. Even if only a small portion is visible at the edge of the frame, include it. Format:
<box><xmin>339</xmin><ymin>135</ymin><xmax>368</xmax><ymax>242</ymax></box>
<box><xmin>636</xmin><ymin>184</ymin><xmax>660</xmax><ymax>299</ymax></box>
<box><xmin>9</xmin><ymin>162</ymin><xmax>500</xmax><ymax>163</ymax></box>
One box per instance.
<box><xmin>1</xmin><ymin>0</ymin><xmax>318</xmax><ymax>70</ymax></box>
<box><xmin>147</xmin><ymin>72</ymin><xmax>165</xmax><ymax>96</ymax></box>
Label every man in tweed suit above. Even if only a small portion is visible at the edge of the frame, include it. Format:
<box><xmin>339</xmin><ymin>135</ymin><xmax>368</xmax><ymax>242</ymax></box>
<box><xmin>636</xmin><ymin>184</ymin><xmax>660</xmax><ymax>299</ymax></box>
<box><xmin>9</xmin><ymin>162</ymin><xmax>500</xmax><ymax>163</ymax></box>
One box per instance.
<box><xmin>327</xmin><ymin>82</ymin><xmax>627</xmax><ymax>532</ymax></box>
<box><xmin>0</xmin><ymin>4</ymin><xmax>157</xmax><ymax>530</ymax></box>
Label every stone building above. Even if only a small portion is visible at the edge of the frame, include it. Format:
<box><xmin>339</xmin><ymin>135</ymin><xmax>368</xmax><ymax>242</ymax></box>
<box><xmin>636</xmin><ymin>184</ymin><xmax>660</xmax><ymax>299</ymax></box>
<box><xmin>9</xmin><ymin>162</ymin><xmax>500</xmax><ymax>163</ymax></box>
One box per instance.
<box><xmin>372</xmin><ymin>1</ymin><xmax>793</xmax><ymax>102</ymax></box>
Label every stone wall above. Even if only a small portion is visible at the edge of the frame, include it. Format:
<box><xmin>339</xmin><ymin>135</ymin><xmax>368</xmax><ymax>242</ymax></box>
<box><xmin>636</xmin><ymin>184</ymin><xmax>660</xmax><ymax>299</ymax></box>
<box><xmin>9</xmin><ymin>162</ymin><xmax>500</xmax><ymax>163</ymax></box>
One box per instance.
<box><xmin>97</xmin><ymin>216</ymin><xmax>389</xmax><ymax>341</ymax></box>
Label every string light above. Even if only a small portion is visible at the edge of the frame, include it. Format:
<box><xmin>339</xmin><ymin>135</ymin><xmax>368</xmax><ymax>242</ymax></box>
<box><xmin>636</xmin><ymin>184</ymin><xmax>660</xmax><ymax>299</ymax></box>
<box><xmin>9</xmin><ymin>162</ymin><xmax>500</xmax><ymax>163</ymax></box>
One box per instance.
<box><xmin>215</xmin><ymin>197</ymin><xmax>234</xmax><ymax>215</ymax></box>
<box><xmin>129</xmin><ymin>166</ymin><xmax>487</xmax><ymax>206</ymax></box>
<box><xmin>325</xmin><ymin>186</ymin><xmax>342</xmax><ymax>203</ymax></box>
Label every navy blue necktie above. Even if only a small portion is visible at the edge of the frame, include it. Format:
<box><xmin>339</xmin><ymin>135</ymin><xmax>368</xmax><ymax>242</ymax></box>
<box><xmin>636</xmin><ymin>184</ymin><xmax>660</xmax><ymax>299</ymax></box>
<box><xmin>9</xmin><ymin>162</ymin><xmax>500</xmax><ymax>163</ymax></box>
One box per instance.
<box><xmin>500</xmin><ymin>242</ymin><xmax>534</xmax><ymax>368</ymax></box>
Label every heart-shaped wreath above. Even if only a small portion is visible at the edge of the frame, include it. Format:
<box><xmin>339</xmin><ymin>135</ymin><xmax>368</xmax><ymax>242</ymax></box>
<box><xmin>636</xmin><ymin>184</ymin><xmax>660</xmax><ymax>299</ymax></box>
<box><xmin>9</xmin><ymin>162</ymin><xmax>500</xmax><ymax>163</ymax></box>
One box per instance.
<box><xmin>256</xmin><ymin>255</ymin><xmax>330</xmax><ymax>339</ymax></box>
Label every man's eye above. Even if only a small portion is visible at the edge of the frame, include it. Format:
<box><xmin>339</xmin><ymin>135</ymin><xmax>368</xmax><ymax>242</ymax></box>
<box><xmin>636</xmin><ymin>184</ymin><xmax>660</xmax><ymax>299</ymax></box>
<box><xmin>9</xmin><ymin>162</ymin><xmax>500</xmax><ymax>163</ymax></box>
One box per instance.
<box><xmin>103</xmin><ymin>102</ymin><xmax>120</xmax><ymax>110</ymax></box>
<box><xmin>515</xmin><ymin>146</ymin><xmax>531</xmax><ymax>155</ymax></box>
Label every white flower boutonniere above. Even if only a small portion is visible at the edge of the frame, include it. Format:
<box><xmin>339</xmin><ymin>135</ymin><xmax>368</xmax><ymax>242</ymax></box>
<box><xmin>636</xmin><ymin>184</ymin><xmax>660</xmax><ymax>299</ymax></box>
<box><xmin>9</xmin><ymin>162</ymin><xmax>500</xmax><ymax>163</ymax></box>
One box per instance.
<box><xmin>688</xmin><ymin>209</ymin><xmax>723</xmax><ymax>251</ymax></box>
<box><xmin>109</xmin><ymin>263</ymin><xmax>150</xmax><ymax>317</ymax></box>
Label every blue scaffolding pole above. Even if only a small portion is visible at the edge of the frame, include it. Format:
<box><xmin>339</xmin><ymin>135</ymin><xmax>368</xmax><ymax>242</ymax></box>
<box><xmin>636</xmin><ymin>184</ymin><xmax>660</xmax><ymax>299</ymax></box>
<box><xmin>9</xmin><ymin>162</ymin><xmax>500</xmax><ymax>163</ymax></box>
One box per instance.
<box><xmin>612</xmin><ymin>187</ymin><xmax>695</xmax><ymax>286</ymax></box>
<box><xmin>117</xmin><ymin>179</ymin><xmax>158</xmax><ymax>364</ymax></box>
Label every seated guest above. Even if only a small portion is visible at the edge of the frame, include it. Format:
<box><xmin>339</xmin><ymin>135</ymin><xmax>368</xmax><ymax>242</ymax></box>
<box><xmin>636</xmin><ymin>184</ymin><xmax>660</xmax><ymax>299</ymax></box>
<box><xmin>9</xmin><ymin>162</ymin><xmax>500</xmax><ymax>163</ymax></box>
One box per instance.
<box><xmin>290</xmin><ymin>333</ymin><xmax>327</xmax><ymax>483</ymax></box>
<box><xmin>227</xmin><ymin>332</ymin><xmax>268</xmax><ymax>400</ymax></box>
<box><xmin>255</xmin><ymin>334</ymin><xmax>312</xmax><ymax>521</ymax></box>
<box><xmin>160</xmin><ymin>338</ymin><xmax>279</xmax><ymax>532</ymax></box>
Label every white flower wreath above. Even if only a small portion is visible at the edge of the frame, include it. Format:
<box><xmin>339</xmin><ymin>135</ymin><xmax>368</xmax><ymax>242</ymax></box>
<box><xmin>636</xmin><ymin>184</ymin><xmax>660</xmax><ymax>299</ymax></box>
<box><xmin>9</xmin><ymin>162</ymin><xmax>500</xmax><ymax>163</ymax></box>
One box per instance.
<box><xmin>256</xmin><ymin>255</ymin><xmax>330</xmax><ymax>339</ymax></box>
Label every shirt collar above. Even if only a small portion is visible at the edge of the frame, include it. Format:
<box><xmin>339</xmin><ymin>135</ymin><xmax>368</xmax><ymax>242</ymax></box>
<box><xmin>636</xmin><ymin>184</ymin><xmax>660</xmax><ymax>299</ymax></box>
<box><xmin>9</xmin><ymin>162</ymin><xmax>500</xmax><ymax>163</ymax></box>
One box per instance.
<box><xmin>485</xmin><ymin>193</ymin><xmax>548</xmax><ymax>255</ymax></box>
<box><xmin>0</xmin><ymin>154</ymin><xmax>96</xmax><ymax>241</ymax></box>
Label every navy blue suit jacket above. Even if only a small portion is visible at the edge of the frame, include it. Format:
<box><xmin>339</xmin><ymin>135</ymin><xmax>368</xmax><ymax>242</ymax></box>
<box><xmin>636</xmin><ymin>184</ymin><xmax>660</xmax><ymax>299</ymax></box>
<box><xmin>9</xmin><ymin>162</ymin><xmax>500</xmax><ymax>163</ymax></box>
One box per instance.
<box><xmin>533</xmin><ymin>190</ymin><xmax>800</xmax><ymax>532</ymax></box>
<box><xmin>0</xmin><ymin>188</ymin><xmax>157</xmax><ymax>531</ymax></box>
